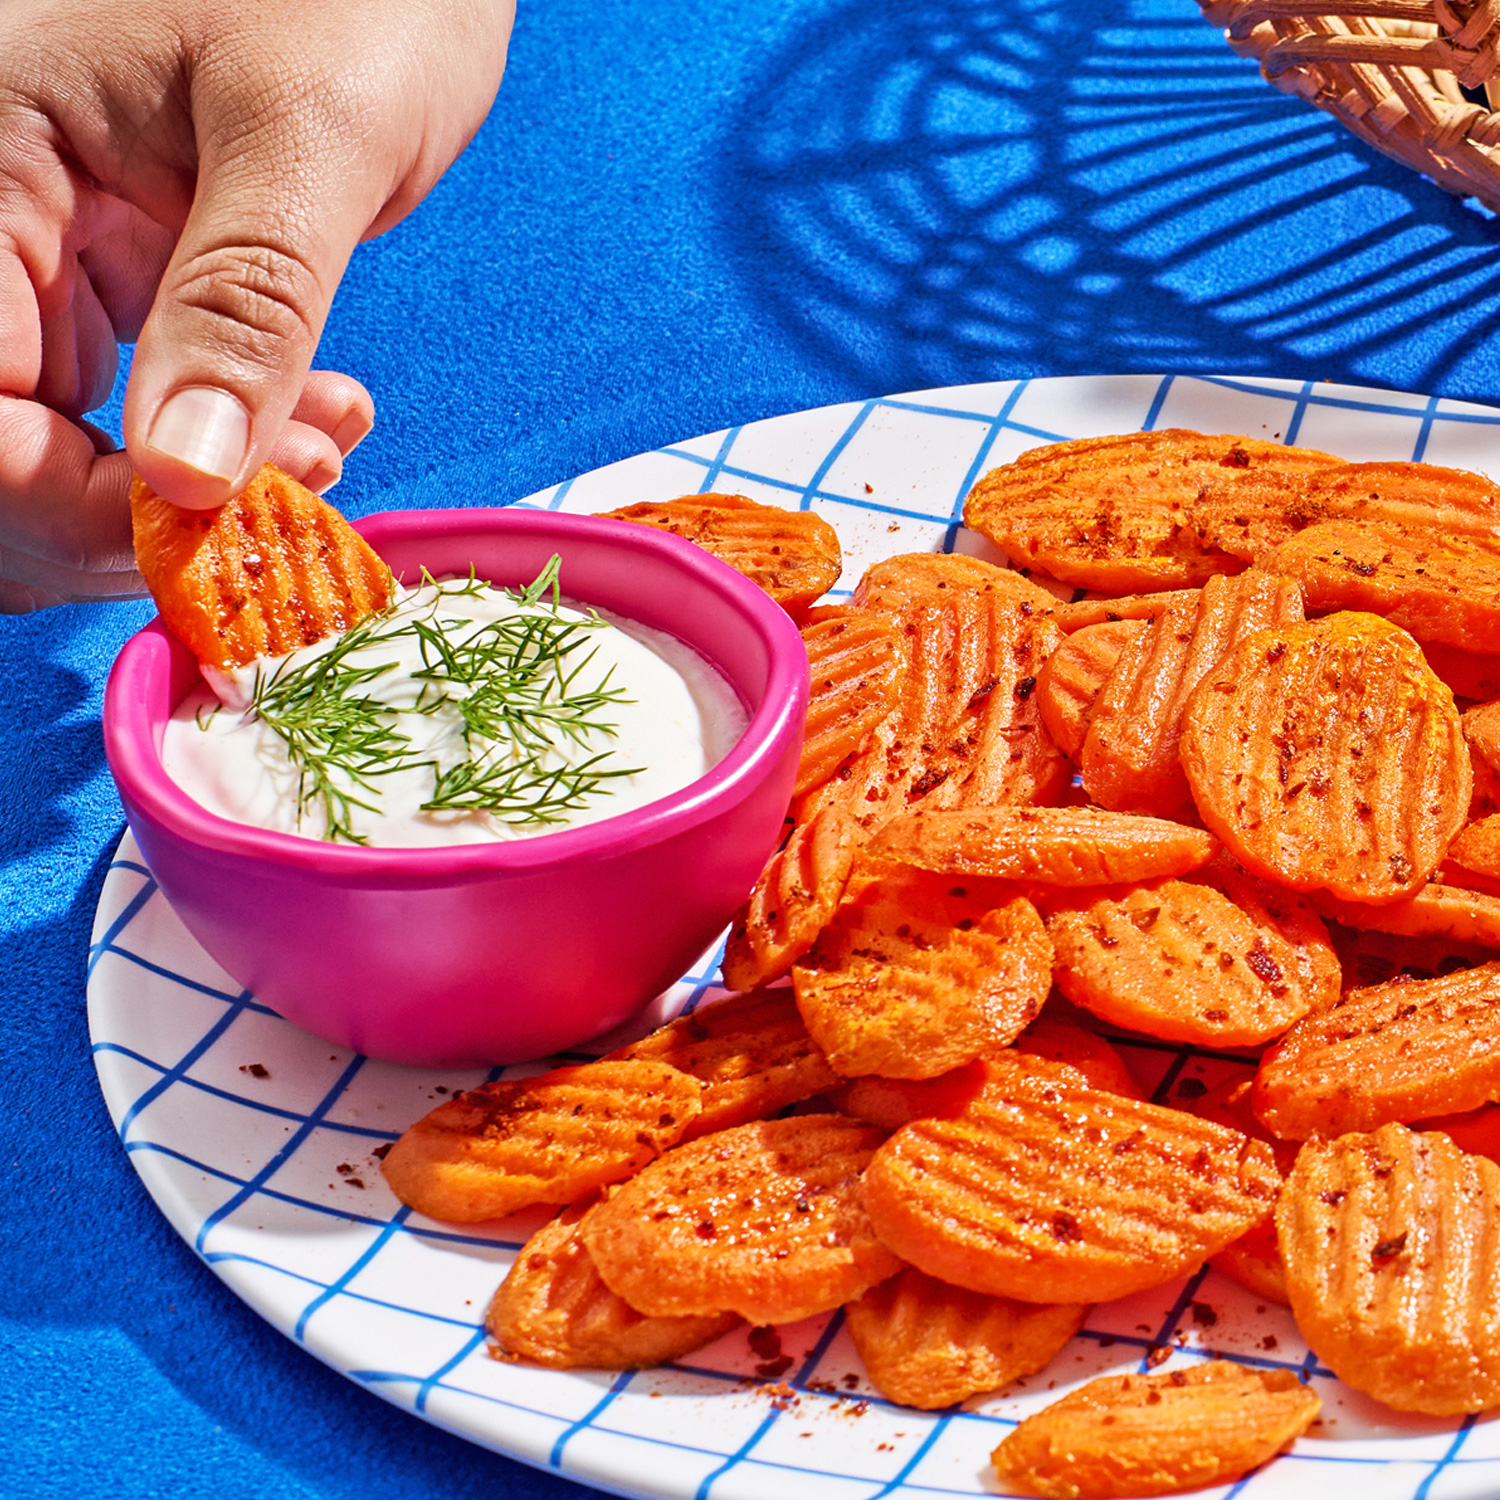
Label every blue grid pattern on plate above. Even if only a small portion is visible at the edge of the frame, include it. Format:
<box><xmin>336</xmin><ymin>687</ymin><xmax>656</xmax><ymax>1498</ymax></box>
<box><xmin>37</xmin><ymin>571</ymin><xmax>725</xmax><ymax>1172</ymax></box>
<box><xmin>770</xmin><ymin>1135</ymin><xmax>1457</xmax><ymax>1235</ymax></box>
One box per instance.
<box><xmin>87</xmin><ymin>377</ymin><xmax>1500</xmax><ymax>1500</ymax></box>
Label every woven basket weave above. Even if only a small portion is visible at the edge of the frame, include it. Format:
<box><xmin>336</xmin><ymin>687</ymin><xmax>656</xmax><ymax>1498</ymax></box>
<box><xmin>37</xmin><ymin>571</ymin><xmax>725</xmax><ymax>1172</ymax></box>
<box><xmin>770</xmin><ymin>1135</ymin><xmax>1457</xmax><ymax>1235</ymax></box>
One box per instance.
<box><xmin>1199</xmin><ymin>0</ymin><xmax>1500</xmax><ymax>211</ymax></box>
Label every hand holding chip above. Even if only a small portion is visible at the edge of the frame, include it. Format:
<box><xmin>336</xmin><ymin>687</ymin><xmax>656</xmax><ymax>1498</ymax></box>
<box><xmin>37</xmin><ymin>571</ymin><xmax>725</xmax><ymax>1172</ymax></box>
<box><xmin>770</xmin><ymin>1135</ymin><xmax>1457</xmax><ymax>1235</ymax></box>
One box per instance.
<box><xmin>0</xmin><ymin>0</ymin><xmax>514</xmax><ymax>610</ymax></box>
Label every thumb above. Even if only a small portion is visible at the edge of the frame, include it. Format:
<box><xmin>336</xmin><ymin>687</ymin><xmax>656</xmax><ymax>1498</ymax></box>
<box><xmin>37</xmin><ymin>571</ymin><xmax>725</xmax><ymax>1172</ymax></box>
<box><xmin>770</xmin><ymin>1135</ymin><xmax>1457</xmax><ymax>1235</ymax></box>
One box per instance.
<box><xmin>122</xmin><ymin>106</ymin><xmax>374</xmax><ymax>510</ymax></box>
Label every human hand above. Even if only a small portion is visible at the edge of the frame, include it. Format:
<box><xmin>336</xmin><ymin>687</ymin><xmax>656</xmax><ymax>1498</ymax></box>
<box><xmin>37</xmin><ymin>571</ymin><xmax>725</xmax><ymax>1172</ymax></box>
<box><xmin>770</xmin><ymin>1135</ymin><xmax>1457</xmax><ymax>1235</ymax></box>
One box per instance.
<box><xmin>0</xmin><ymin>0</ymin><xmax>514</xmax><ymax>611</ymax></box>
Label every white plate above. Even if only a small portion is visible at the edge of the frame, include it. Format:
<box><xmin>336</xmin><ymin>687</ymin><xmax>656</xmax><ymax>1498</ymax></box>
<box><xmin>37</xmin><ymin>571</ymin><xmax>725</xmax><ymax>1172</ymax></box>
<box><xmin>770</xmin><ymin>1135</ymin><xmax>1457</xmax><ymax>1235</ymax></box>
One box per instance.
<box><xmin>90</xmin><ymin>374</ymin><xmax>1500</xmax><ymax>1500</ymax></box>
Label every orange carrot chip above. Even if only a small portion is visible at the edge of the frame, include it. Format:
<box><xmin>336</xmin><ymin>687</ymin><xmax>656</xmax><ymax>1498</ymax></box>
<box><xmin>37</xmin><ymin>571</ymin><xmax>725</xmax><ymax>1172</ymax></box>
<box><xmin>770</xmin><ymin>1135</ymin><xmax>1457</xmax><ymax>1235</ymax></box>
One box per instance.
<box><xmin>868</xmin><ymin>805</ymin><xmax>1219</xmax><ymax>886</ymax></box>
<box><xmin>1034</xmin><ymin>619</ymin><xmax>1143</xmax><ymax>758</ymax></box>
<box><xmin>792</xmin><ymin>865</ymin><xmax>1053</xmax><ymax>1078</ymax></box>
<box><xmin>720</xmin><ymin>806</ymin><xmax>867</xmax><ymax>991</ymax></box>
<box><xmin>1042</xmin><ymin>865</ymin><xmax>1338</xmax><ymax>1048</ymax></box>
<box><xmin>1078</xmin><ymin>569</ymin><xmax>1303</xmax><ymax>819</ymax></box>
<box><xmin>1308</xmin><ymin>880</ymin><xmax>1500</xmax><ymax>950</ymax></box>
<box><xmin>1253</xmin><ymin>958</ymin><xmax>1500</xmax><ymax>1139</ymax></box>
<box><xmin>606</xmin><ymin>988</ymin><xmax>840</xmax><ymax>1138</ymax></box>
<box><xmin>1259</xmin><ymin>518</ymin><xmax>1500</xmax><ymax>654</ymax></box>
<box><xmin>1189</xmin><ymin>459</ymin><xmax>1500</xmax><ymax>563</ymax></box>
<box><xmin>1049</xmin><ymin>588</ymin><xmax>1194</xmax><ymax>633</ymax></box>
<box><xmin>580</xmin><ymin>1114</ymin><xmax>901</xmax><ymax>1324</ymax></box>
<box><xmin>380</xmin><ymin>1059</ymin><xmax>702</xmax><ymax>1222</ymax></box>
<box><xmin>1278</xmin><ymin>1123</ymin><xmax>1500</xmax><ymax>1415</ymax></box>
<box><xmin>1449</xmin><ymin>815</ymin><xmax>1500</xmax><ymax>883</ymax></box>
<box><xmin>487</xmin><ymin>1199</ymin><xmax>739</xmax><ymax>1369</ymax></box>
<box><xmin>849</xmin><ymin>549</ymin><xmax>1060</xmax><ymax>614</ymax></box>
<box><xmin>796</xmin><ymin>613</ymin><xmax>904</xmax><ymax>798</ymax></box>
<box><xmin>845</xmin><ymin>1265</ymin><xmax>1088</xmax><ymax>1410</ymax></box>
<box><xmin>991</xmin><ymin>1361</ymin><xmax>1320</xmax><ymax>1499</ymax></box>
<box><xmin>600</xmin><ymin>493</ymin><xmax>841</xmax><ymax>612</ymax></box>
<box><xmin>860</xmin><ymin>1052</ymin><xmax>1281</xmax><ymax>1304</ymax></box>
<box><xmin>962</xmin><ymin>429</ymin><xmax>1341</xmax><ymax>592</ymax></box>
<box><xmin>131</xmin><ymin>464</ymin><xmax>393</xmax><ymax>670</ymax></box>
<box><xmin>1180</xmin><ymin>614</ymin><xmax>1471</xmax><ymax>903</ymax></box>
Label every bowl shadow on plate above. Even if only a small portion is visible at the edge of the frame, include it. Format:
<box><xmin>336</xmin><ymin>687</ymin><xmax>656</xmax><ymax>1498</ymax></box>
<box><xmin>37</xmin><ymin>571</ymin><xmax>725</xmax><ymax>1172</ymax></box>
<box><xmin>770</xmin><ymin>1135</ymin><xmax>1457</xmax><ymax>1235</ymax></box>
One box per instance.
<box><xmin>721</xmin><ymin>0</ymin><xmax>1500</xmax><ymax>396</ymax></box>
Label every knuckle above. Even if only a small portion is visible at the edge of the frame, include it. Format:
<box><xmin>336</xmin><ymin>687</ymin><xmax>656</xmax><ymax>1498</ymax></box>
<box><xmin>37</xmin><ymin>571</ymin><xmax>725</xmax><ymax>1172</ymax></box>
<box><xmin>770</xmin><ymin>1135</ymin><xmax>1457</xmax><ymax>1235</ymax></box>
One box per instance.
<box><xmin>169</xmin><ymin>239</ymin><xmax>324</xmax><ymax>368</ymax></box>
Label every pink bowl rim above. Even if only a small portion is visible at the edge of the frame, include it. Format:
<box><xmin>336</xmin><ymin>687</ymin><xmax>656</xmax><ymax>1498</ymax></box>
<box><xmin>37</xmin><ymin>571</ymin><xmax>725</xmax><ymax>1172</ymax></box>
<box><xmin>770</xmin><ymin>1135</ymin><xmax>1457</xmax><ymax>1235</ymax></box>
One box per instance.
<box><xmin>104</xmin><ymin>506</ymin><xmax>809</xmax><ymax>882</ymax></box>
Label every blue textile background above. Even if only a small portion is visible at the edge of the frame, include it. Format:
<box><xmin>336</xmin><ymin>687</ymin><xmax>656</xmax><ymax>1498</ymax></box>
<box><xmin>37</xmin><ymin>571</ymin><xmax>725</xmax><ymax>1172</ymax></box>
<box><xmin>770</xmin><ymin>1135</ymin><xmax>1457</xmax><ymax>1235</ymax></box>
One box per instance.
<box><xmin>7</xmin><ymin>0</ymin><xmax>1500</xmax><ymax>1495</ymax></box>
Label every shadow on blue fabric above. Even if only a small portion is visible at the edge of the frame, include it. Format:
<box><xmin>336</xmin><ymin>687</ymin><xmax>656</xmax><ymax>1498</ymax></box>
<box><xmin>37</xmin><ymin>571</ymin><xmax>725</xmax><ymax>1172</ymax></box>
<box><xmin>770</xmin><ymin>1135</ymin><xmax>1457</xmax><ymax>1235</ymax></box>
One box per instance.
<box><xmin>723</xmin><ymin>0</ymin><xmax>1500</xmax><ymax>397</ymax></box>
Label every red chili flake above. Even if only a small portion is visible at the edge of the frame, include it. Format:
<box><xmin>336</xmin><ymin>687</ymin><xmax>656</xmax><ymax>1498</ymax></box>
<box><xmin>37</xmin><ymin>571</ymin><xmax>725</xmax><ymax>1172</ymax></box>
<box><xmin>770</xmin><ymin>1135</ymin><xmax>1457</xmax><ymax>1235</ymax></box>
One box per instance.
<box><xmin>1013</xmin><ymin>675</ymin><xmax>1037</xmax><ymax>700</ymax></box>
<box><xmin>372</xmin><ymin>1142</ymin><xmax>393</xmax><ymax>1160</ymax></box>
<box><xmin>1372</xmin><ymin>1232</ymin><xmax>1408</xmax><ymax>1266</ymax></box>
<box><xmin>1220</xmin><ymin>446</ymin><xmax>1252</xmax><ymax>468</ymax></box>
<box><xmin>695</xmin><ymin>1220</ymin><xmax>718</xmax><ymax>1240</ymax></box>
<box><xmin>1244</xmin><ymin>940</ymin><xmax>1283</xmax><ymax>985</ymax></box>
<box><xmin>1175</xmin><ymin>1078</ymin><xmax>1207</xmax><ymax>1100</ymax></box>
<box><xmin>1344</xmin><ymin>559</ymin><xmax>1378</xmax><ymax>576</ymax></box>
<box><xmin>1264</xmin><ymin>642</ymin><xmax>1286</xmax><ymax>664</ymax></box>
<box><xmin>755</xmin><ymin>1355</ymin><xmax>794</xmax><ymax>1380</ymax></box>
<box><xmin>1051</xmin><ymin>1212</ymin><xmax>1082</xmax><ymax>1244</ymax></box>
<box><xmin>966</xmin><ymin>678</ymin><xmax>1001</xmax><ymax>711</ymax></box>
<box><xmin>239</xmin><ymin>1063</ymin><xmax>270</xmax><ymax>1079</ymax></box>
<box><xmin>909</xmin><ymin>768</ymin><xmax>950</xmax><ymax>798</ymax></box>
<box><xmin>1190</xmin><ymin>1301</ymin><xmax>1218</xmax><ymax>1328</ymax></box>
<box><xmin>1144</xmin><ymin>1344</ymin><xmax>1172</xmax><ymax>1368</ymax></box>
<box><xmin>1320</xmin><ymin>1189</ymin><xmax>1345</xmax><ymax>1206</ymax></box>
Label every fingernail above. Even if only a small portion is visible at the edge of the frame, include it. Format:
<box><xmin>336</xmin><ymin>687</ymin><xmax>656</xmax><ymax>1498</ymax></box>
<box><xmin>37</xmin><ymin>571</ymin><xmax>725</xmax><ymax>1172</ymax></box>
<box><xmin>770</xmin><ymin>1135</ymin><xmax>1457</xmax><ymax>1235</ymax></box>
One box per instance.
<box><xmin>330</xmin><ymin>407</ymin><xmax>374</xmax><ymax>455</ymax></box>
<box><xmin>304</xmin><ymin>456</ymin><xmax>342</xmax><ymax>494</ymax></box>
<box><xmin>147</xmin><ymin>387</ymin><xmax>250</xmax><ymax>480</ymax></box>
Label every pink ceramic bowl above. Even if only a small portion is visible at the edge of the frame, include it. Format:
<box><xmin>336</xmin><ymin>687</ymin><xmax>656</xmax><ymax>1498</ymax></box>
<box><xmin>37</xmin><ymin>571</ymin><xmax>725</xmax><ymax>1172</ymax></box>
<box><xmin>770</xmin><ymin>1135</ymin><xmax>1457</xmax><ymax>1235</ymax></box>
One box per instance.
<box><xmin>104</xmin><ymin>508</ymin><xmax>809</xmax><ymax>1067</ymax></box>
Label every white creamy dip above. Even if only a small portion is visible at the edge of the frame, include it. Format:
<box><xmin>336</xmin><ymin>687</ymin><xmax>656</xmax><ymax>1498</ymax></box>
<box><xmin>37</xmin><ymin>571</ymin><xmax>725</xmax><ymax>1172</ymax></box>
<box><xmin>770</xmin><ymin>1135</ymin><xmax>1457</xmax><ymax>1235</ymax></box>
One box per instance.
<box><xmin>161</xmin><ymin>568</ymin><xmax>748</xmax><ymax>846</ymax></box>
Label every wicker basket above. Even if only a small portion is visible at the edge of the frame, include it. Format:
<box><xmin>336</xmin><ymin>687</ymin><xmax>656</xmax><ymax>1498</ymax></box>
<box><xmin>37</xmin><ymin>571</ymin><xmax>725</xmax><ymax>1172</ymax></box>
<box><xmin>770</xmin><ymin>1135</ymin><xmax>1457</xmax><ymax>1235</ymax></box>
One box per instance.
<box><xmin>1199</xmin><ymin>0</ymin><xmax>1500</xmax><ymax>211</ymax></box>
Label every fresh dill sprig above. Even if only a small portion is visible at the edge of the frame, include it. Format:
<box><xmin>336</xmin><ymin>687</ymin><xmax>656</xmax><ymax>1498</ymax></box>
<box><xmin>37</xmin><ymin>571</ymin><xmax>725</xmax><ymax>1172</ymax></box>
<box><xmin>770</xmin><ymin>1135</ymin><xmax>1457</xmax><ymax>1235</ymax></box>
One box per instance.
<box><xmin>238</xmin><ymin>558</ymin><xmax>643</xmax><ymax>840</ymax></box>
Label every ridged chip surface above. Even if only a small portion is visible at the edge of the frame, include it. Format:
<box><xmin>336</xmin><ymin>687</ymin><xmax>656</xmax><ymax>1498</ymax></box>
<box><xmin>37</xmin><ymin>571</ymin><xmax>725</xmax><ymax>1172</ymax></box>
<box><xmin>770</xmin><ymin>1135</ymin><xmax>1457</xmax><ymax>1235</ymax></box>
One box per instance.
<box><xmin>600</xmin><ymin>492</ymin><xmax>841</xmax><ymax>612</ymax></box>
<box><xmin>1034</xmin><ymin>618</ymin><xmax>1142</xmax><ymax>758</ymax></box>
<box><xmin>849</xmin><ymin>549</ymin><xmax>1060</xmax><ymax>614</ymax></box>
<box><xmin>720</xmin><ymin>806</ymin><xmax>865</xmax><ymax>990</ymax></box>
<box><xmin>579</xmin><ymin>1114</ymin><xmax>901</xmax><ymax>1324</ymax></box>
<box><xmin>860</xmin><ymin>1052</ymin><xmax>1281</xmax><ymax>1303</ymax></box>
<box><xmin>1043</xmin><ymin>865</ymin><xmax>1339</xmax><ymax>1047</ymax></box>
<box><xmin>380</xmin><ymin>1059</ymin><xmax>702</xmax><ymax>1222</ymax></box>
<box><xmin>991</xmin><ymin>1361</ymin><xmax>1320</xmax><ymax>1499</ymax></box>
<box><xmin>796</xmin><ymin>613</ymin><xmax>904</xmax><ymax>798</ymax></box>
<box><xmin>845</xmin><ymin>1265</ymin><xmax>1088</xmax><ymax>1410</ymax></box>
<box><xmin>130</xmin><ymin>465</ymin><xmax>393</xmax><ymax>670</ymax></box>
<box><xmin>1277</xmin><ymin>1122</ymin><xmax>1500</xmax><ymax>1415</ymax></box>
<box><xmin>1189</xmin><ymin>459</ymin><xmax>1500</xmax><ymax>562</ymax></box>
<box><xmin>1180</xmin><ymin>613</ymin><xmax>1471</xmax><ymax>903</ymax></box>
<box><xmin>962</xmin><ymin>429</ymin><xmax>1342</xmax><ymax>591</ymax></box>
<box><xmin>487</xmin><ymin>1201</ymin><xmax>739</xmax><ymax>1369</ymax></box>
<box><xmin>606</xmin><ymin>987</ymin><xmax>840</xmax><ymax>1138</ymax></box>
<box><xmin>792</xmin><ymin>866</ymin><xmax>1053</xmax><ymax>1078</ymax></box>
<box><xmin>869</xmin><ymin>805</ymin><xmax>1218</xmax><ymax>886</ymax></box>
<box><xmin>1078</xmin><ymin>570</ymin><xmax>1304</xmax><ymax>819</ymax></box>
<box><xmin>1308</xmin><ymin>880</ymin><xmax>1500</xmax><ymax>948</ymax></box>
<box><xmin>1254</xmin><ymin>958</ymin><xmax>1500</xmax><ymax>1139</ymax></box>
<box><xmin>1259</xmin><ymin>518</ymin><xmax>1500</xmax><ymax>653</ymax></box>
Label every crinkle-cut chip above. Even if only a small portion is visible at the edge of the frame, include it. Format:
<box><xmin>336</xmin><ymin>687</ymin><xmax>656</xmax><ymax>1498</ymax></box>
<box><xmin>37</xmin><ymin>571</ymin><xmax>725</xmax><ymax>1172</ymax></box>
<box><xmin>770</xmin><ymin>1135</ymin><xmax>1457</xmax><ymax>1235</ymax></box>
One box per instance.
<box><xmin>1253</xmin><ymin>958</ymin><xmax>1500</xmax><ymax>1140</ymax></box>
<box><xmin>130</xmin><ymin>465</ymin><xmax>393</xmax><ymax>670</ymax></box>
<box><xmin>1414</xmin><ymin>1102</ymin><xmax>1500</xmax><ymax>1169</ymax></box>
<box><xmin>486</xmin><ymin>1200</ymin><xmax>739</xmax><ymax>1369</ymax></box>
<box><xmin>1050</xmin><ymin>589</ymin><xmax>1194</xmax><ymax>633</ymax></box>
<box><xmin>860</xmin><ymin>1051</ymin><xmax>1282</xmax><ymax>1304</ymax></box>
<box><xmin>1080</xmin><ymin>570</ymin><xmax>1304</xmax><ymax>819</ymax></box>
<box><xmin>845</xmin><ymin>1266</ymin><xmax>1088</xmax><ymax>1410</ymax></box>
<box><xmin>1325</xmin><ymin>915</ymin><xmax>1495</xmax><ymax>990</ymax></box>
<box><xmin>720</xmin><ymin>807</ymin><xmax>867</xmax><ymax>991</ymax></box>
<box><xmin>831</xmin><ymin>1059</ymin><xmax>995</xmax><ymax>1132</ymax></box>
<box><xmin>792</xmin><ymin>866</ymin><xmax>1053</xmax><ymax>1079</ymax></box>
<box><xmin>962</xmin><ymin>429</ymin><xmax>1342</xmax><ymax>593</ymax></box>
<box><xmin>1308</xmin><ymin>881</ymin><xmax>1500</xmax><ymax>949</ymax></box>
<box><xmin>1188</xmin><ymin>1074</ymin><xmax>1294</xmax><ymax>1305</ymax></box>
<box><xmin>1471</xmin><ymin>751</ymin><xmax>1500</xmax><ymax>822</ymax></box>
<box><xmin>796</xmin><ymin>593</ymin><xmax>1069</xmax><ymax>829</ymax></box>
<box><xmin>1013</xmin><ymin>1012</ymin><xmax>1145</xmax><ymax>1100</ymax></box>
<box><xmin>605</xmin><ymin>988</ymin><xmax>840</xmax><ymax>1139</ymax></box>
<box><xmin>1035</xmin><ymin>619</ymin><xmax>1143</xmax><ymax>758</ymax></box>
<box><xmin>1259</xmin><ymin>519</ymin><xmax>1500</xmax><ymax>654</ymax></box>
<box><xmin>796</xmin><ymin>614</ymin><xmax>904</xmax><ymax>798</ymax></box>
<box><xmin>1180</xmin><ymin>614</ymin><xmax>1471</xmax><ymax>904</ymax></box>
<box><xmin>1278</xmin><ymin>1123</ymin><xmax>1500</xmax><ymax>1416</ymax></box>
<box><xmin>599</xmin><ymin>493</ymin><xmax>841</xmax><ymax>612</ymax></box>
<box><xmin>849</xmin><ymin>550</ymin><xmax>1059</xmax><ymax>614</ymax></box>
<box><xmin>579</xmin><ymin>1114</ymin><xmax>901</xmax><ymax>1324</ymax></box>
<box><xmin>869</xmin><ymin>805</ymin><xmax>1219</xmax><ymax>886</ymax></box>
<box><xmin>991</xmin><ymin>1361</ymin><xmax>1320</xmax><ymax>1500</ymax></box>
<box><xmin>380</xmin><ymin>1059</ymin><xmax>702</xmax><ymax>1222</ymax></box>
<box><xmin>1043</xmin><ymin>865</ymin><xmax>1338</xmax><ymax>1049</ymax></box>
<box><xmin>1189</xmin><ymin>460</ymin><xmax>1500</xmax><ymax>564</ymax></box>
<box><xmin>1466</xmin><ymin>701</ymin><xmax>1500</xmax><ymax>774</ymax></box>
<box><xmin>1428</xmin><ymin>643</ymin><xmax>1500</xmax><ymax>704</ymax></box>
<box><xmin>1449</xmin><ymin>815</ymin><xmax>1500</xmax><ymax>882</ymax></box>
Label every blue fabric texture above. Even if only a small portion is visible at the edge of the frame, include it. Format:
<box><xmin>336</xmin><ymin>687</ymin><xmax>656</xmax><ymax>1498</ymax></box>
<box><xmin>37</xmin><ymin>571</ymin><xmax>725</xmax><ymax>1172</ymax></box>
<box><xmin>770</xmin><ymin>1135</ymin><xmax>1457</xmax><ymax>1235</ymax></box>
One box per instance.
<box><xmin>8</xmin><ymin>0</ymin><xmax>1500</xmax><ymax>1494</ymax></box>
